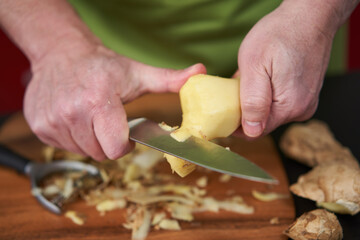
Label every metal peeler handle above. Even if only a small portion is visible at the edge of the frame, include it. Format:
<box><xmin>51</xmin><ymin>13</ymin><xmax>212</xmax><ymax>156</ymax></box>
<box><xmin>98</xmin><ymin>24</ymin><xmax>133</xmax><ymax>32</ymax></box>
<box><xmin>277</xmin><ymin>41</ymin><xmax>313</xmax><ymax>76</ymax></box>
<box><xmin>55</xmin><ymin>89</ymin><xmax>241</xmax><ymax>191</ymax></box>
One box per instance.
<box><xmin>0</xmin><ymin>144</ymin><xmax>31</xmax><ymax>174</ymax></box>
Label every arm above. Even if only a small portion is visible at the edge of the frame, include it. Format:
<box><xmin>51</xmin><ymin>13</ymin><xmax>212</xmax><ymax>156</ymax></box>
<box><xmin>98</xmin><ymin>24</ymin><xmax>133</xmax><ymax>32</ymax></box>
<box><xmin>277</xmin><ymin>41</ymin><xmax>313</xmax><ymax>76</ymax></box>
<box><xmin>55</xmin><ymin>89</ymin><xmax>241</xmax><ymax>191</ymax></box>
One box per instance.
<box><xmin>236</xmin><ymin>0</ymin><xmax>359</xmax><ymax>138</ymax></box>
<box><xmin>0</xmin><ymin>0</ymin><xmax>206</xmax><ymax>160</ymax></box>
<box><xmin>0</xmin><ymin>0</ymin><xmax>98</xmax><ymax>63</ymax></box>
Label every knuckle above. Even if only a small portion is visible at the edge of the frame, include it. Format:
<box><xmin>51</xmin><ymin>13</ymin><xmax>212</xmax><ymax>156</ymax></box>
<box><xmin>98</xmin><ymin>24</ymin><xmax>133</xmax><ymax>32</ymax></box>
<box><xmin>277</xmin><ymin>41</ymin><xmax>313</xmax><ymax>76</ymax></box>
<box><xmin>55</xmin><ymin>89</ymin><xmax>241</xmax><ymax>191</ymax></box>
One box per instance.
<box><xmin>84</xmin><ymin>92</ymin><xmax>106</xmax><ymax>110</ymax></box>
<box><xmin>47</xmin><ymin>114</ymin><xmax>60</xmax><ymax>130</ymax></box>
<box><xmin>57</xmin><ymin>92</ymin><xmax>105</xmax><ymax>123</ymax></box>
<box><xmin>31</xmin><ymin>124</ymin><xmax>57</xmax><ymax>147</ymax></box>
<box><xmin>57</xmin><ymin>102</ymin><xmax>78</xmax><ymax>123</ymax></box>
<box><xmin>57</xmin><ymin>104</ymin><xmax>77</xmax><ymax>124</ymax></box>
<box><xmin>31</xmin><ymin>118</ymin><xmax>51</xmax><ymax>137</ymax></box>
<box><xmin>31</xmin><ymin>122</ymin><xmax>46</xmax><ymax>137</ymax></box>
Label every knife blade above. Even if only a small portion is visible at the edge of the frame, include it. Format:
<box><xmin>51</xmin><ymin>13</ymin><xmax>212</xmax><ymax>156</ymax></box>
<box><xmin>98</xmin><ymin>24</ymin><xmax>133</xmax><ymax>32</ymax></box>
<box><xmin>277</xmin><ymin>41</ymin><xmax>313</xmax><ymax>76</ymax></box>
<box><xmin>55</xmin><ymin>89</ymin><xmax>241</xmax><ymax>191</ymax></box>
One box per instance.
<box><xmin>128</xmin><ymin>118</ymin><xmax>277</xmax><ymax>184</ymax></box>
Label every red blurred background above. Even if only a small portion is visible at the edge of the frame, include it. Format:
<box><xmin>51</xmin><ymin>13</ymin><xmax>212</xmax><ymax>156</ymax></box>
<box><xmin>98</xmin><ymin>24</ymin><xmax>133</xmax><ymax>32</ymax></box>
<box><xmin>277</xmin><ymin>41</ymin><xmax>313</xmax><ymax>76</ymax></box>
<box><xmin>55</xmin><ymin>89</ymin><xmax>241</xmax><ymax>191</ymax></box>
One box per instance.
<box><xmin>1</xmin><ymin>6</ymin><xmax>360</xmax><ymax>115</ymax></box>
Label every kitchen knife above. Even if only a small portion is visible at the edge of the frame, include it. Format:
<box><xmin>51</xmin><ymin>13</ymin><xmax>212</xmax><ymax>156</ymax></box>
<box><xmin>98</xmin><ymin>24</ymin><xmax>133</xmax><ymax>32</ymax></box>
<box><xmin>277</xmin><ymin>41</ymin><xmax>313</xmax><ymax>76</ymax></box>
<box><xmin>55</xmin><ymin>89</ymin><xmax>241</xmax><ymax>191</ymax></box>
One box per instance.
<box><xmin>129</xmin><ymin>118</ymin><xmax>277</xmax><ymax>184</ymax></box>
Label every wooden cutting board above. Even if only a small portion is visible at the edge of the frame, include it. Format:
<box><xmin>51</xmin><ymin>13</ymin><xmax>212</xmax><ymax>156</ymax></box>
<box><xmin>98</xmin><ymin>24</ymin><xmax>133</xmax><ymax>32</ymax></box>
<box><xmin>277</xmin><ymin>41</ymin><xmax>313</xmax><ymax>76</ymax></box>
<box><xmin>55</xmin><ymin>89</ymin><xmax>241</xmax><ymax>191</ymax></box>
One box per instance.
<box><xmin>0</xmin><ymin>93</ymin><xmax>295</xmax><ymax>240</ymax></box>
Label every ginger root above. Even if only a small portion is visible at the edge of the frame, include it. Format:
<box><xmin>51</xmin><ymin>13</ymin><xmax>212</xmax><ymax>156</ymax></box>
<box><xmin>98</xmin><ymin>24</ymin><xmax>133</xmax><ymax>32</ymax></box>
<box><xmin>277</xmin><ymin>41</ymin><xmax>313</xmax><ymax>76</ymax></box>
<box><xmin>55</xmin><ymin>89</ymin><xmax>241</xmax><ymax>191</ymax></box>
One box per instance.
<box><xmin>280</xmin><ymin>120</ymin><xmax>357</xmax><ymax>167</ymax></box>
<box><xmin>172</xmin><ymin>74</ymin><xmax>241</xmax><ymax>141</ymax></box>
<box><xmin>291</xmin><ymin>162</ymin><xmax>360</xmax><ymax>215</ymax></box>
<box><xmin>165</xmin><ymin>154</ymin><xmax>197</xmax><ymax>178</ymax></box>
<box><xmin>280</xmin><ymin>120</ymin><xmax>360</xmax><ymax>215</ymax></box>
<box><xmin>165</xmin><ymin>74</ymin><xmax>241</xmax><ymax>177</ymax></box>
<box><xmin>284</xmin><ymin>209</ymin><xmax>343</xmax><ymax>240</ymax></box>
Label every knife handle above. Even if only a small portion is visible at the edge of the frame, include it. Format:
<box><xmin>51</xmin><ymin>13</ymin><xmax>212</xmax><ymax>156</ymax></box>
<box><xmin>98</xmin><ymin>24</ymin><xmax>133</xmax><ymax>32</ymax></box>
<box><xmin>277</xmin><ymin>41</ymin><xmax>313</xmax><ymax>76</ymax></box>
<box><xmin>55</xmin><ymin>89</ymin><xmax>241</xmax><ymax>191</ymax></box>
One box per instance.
<box><xmin>0</xmin><ymin>144</ymin><xmax>30</xmax><ymax>175</ymax></box>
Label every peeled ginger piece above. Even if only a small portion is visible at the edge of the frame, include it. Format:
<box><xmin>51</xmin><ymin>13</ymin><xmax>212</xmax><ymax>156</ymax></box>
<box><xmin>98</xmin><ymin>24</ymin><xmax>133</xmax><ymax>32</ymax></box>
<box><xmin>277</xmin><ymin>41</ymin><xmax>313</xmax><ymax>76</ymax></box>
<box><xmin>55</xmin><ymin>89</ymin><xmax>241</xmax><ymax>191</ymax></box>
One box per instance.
<box><xmin>165</xmin><ymin>74</ymin><xmax>241</xmax><ymax>177</ymax></box>
<box><xmin>172</xmin><ymin>74</ymin><xmax>241</xmax><ymax>141</ymax></box>
<box><xmin>165</xmin><ymin>154</ymin><xmax>197</xmax><ymax>178</ymax></box>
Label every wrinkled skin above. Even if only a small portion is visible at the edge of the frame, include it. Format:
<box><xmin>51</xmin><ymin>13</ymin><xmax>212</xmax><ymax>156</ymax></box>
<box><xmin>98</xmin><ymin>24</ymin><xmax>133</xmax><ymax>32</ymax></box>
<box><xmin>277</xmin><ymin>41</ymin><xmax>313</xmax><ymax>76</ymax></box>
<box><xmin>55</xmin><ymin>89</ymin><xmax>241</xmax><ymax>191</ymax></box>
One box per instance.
<box><xmin>235</xmin><ymin>2</ymin><xmax>337</xmax><ymax>139</ymax></box>
<box><xmin>24</xmin><ymin>40</ymin><xmax>206</xmax><ymax>161</ymax></box>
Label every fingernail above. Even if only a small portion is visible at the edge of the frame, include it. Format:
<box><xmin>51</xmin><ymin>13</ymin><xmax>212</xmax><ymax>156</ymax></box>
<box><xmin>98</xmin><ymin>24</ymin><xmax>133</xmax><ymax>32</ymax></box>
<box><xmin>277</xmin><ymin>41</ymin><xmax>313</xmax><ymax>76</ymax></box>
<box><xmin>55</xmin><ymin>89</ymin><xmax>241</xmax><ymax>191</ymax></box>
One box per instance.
<box><xmin>244</xmin><ymin>120</ymin><xmax>263</xmax><ymax>137</ymax></box>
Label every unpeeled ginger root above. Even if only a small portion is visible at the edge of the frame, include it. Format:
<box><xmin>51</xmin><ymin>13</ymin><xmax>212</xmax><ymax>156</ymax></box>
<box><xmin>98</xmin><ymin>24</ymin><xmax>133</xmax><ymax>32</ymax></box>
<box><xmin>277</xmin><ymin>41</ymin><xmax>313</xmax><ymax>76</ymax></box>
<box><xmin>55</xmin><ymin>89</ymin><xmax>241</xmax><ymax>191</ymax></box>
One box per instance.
<box><xmin>280</xmin><ymin>120</ymin><xmax>358</xmax><ymax>168</ymax></box>
<box><xmin>284</xmin><ymin>209</ymin><xmax>343</xmax><ymax>240</ymax></box>
<box><xmin>165</xmin><ymin>74</ymin><xmax>241</xmax><ymax>177</ymax></box>
<box><xmin>280</xmin><ymin>120</ymin><xmax>360</xmax><ymax>215</ymax></box>
<box><xmin>290</xmin><ymin>162</ymin><xmax>360</xmax><ymax>215</ymax></box>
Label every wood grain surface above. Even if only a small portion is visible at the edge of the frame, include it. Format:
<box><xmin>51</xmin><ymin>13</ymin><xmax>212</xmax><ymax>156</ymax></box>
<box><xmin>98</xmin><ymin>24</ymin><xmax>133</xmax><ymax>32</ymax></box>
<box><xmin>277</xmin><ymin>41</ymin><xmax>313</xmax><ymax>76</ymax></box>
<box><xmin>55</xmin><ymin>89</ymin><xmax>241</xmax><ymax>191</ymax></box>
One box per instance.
<box><xmin>0</xmin><ymin>93</ymin><xmax>295</xmax><ymax>240</ymax></box>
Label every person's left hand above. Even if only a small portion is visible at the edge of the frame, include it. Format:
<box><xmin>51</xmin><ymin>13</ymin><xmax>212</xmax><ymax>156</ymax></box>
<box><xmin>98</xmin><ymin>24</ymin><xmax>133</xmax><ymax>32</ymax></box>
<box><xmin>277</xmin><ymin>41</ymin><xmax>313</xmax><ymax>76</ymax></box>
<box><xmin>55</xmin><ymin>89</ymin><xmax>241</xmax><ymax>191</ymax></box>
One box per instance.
<box><xmin>233</xmin><ymin>1</ymin><xmax>339</xmax><ymax>139</ymax></box>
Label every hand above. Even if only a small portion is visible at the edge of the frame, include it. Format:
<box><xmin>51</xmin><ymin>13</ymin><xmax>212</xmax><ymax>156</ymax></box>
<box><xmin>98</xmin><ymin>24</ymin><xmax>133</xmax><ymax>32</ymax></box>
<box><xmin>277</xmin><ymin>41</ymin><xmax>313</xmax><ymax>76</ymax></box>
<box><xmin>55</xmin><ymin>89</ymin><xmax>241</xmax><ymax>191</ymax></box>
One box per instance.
<box><xmin>24</xmin><ymin>40</ymin><xmax>206</xmax><ymax>161</ymax></box>
<box><xmin>235</xmin><ymin>1</ymin><xmax>338</xmax><ymax>139</ymax></box>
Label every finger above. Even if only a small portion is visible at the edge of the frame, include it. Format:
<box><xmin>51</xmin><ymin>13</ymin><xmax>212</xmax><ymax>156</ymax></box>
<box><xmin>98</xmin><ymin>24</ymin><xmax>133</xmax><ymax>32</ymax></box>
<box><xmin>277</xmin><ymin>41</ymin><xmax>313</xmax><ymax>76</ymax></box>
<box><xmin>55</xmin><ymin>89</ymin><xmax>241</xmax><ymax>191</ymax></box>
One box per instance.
<box><xmin>57</xmin><ymin>129</ymin><xmax>88</xmax><ymax>156</ymax></box>
<box><xmin>92</xmin><ymin>99</ymin><xmax>134</xmax><ymax>160</ymax></box>
<box><xmin>68</xmin><ymin>119</ymin><xmax>107</xmax><ymax>161</ymax></box>
<box><xmin>238</xmin><ymin>56</ymin><xmax>272</xmax><ymax>138</ymax></box>
<box><xmin>54</xmin><ymin>97</ymin><xmax>106</xmax><ymax>160</ymax></box>
<box><xmin>134</xmin><ymin>62</ymin><xmax>207</xmax><ymax>93</ymax></box>
<box><xmin>30</xmin><ymin>115</ymin><xmax>87</xmax><ymax>156</ymax></box>
<box><xmin>46</xmin><ymin>107</ymin><xmax>89</xmax><ymax>156</ymax></box>
<box><xmin>36</xmin><ymin>133</ymin><xmax>64</xmax><ymax>150</ymax></box>
<box><xmin>36</xmin><ymin>128</ymin><xmax>87</xmax><ymax>157</ymax></box>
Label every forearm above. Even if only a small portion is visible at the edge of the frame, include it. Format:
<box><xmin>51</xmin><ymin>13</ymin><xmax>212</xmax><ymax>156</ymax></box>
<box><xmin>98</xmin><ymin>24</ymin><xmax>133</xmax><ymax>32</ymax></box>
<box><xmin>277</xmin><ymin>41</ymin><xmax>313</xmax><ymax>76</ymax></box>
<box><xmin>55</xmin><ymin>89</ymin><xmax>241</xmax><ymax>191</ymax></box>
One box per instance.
<box><xmin>280</xmin><ymin>0</ymin><xmax>359</xmax><ymax>37</ymax></box>
<box><xmin>0</xmin><ymin>0</ymin><xmax>100</xmax><ymax>63</ymax></box>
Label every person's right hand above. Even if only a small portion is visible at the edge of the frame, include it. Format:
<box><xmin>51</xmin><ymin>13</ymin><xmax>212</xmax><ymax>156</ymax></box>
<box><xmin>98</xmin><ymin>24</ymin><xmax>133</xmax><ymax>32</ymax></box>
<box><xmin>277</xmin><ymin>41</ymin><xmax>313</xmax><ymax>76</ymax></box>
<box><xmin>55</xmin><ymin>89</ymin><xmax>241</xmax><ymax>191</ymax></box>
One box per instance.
<box><xmin>24</xmin><ymin>40</ymin><xmax>206</xmax><ymax>161</ymax></box>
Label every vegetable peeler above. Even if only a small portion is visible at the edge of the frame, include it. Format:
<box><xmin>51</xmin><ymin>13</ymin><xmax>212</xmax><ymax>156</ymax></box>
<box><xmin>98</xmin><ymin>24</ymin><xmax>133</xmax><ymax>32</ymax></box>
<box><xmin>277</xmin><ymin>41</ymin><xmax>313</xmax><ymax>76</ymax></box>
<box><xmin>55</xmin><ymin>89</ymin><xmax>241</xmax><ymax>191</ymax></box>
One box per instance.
<box><xmin>0</xmin><ymin>144</ymin><xmax>100</xmax><ymax>215</ymax></box>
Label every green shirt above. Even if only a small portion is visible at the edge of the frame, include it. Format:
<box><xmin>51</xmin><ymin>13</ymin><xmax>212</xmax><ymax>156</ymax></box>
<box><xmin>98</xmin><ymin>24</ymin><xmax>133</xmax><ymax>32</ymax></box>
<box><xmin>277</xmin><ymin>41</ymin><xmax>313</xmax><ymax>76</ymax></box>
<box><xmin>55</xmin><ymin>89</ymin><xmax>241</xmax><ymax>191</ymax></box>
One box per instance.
<box><xmin>68</xmin><ymin>0</ymin><xmax>346</xmax><ymax>77</ymax></box>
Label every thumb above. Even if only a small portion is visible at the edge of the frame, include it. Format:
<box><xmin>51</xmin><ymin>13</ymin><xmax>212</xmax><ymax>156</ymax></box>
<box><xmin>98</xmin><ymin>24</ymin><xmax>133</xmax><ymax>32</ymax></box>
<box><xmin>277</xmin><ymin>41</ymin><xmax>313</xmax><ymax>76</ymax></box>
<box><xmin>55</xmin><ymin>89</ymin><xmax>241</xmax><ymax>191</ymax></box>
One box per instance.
<box><xmin>136</xmin><ymin>63</ymin><xmax>207</xmax><ymax>93</ymax></box>
<box><xmin>239</xmin><ymin>64</ymin><xmax>272</xmax><ymax>138</ymax></box>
